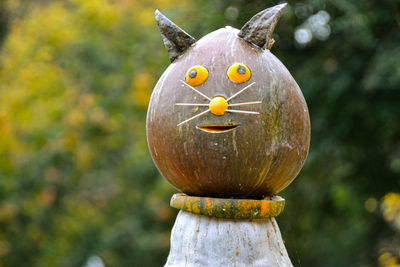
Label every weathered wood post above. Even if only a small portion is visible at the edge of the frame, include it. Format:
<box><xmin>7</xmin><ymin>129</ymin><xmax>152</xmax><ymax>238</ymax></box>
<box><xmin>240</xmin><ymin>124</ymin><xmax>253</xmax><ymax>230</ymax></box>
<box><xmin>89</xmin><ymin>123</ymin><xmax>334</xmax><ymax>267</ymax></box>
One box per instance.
<box><xmin>147</xmin><ymin>4</ymin><xmax>310</xmax><ymax>266</ymax></box>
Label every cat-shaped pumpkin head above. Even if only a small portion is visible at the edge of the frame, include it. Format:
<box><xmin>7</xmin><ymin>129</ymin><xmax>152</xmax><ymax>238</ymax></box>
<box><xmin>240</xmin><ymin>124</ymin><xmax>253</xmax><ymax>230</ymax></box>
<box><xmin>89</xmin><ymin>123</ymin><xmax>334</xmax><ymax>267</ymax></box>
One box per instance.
<box><xmin>146</xmin><ymin>4</ymin><xmax>310</xmax><ymax>199</ymax></box>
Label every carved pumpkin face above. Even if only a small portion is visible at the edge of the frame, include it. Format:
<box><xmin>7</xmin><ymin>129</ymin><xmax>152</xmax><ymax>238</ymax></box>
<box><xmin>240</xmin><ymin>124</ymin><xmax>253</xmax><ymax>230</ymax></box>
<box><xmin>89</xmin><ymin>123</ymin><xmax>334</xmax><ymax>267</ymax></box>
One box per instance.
<box><xmin>146</xmin><ymin>5</ymin><xmax>310</xmax><ymax>199</ymax></box>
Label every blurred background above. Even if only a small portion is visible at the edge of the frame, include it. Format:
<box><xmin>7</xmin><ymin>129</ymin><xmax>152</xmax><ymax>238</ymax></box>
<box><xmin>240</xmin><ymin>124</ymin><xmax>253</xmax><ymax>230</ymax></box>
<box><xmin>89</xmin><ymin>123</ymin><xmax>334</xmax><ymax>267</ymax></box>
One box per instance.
<box><xmin>0</xmin><ymin>0</ymin><xmax>399</xmax><ymax>266</ymax></box>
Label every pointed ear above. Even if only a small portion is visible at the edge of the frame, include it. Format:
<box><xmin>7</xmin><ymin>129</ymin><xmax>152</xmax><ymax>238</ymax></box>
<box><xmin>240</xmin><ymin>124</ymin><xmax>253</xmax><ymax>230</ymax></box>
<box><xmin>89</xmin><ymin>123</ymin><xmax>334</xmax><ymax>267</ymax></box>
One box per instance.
<box><xmin>238</xmin><ymin>3</ymin><xmax>287</xmax><ymax>49</ymax></box>
<box><xmin>155</xmin><ymin>10</ymin><xmax>196</xmax><ymax>62</ymax></box>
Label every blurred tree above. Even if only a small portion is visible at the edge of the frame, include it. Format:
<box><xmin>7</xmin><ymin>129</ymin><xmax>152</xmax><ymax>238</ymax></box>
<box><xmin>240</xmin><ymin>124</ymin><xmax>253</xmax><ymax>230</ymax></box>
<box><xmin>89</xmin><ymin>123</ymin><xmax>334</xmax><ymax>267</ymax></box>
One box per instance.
<box><xmin>379</xmin><ymin>193</ymin><xmax>400</xmax><ymax>266</ymax></box>
<box><xmin>0</xmin><ymin>3</ymin><xmax>9</xmax><ymax>46</ymax></box>
<box><xmin>0</xmin><ymin>0</ymin><xmax>182</xmax><ymax>266</ymax></box>
<box><xmin>0</xmin><ymin>0</ymin><xmax>399</xmax><ymax>266</ymax></box>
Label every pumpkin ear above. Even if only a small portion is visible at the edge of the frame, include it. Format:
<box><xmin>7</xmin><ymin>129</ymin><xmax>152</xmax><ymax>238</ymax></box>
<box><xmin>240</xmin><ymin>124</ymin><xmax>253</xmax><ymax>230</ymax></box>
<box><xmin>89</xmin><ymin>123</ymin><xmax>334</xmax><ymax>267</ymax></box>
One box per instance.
<box><xmin>238</xmin><ymin>3</ymin><xmax>287</xmax><ymax>49</ymax></box>
<box><xmin>155</xmin><ymin>10</ymin><xmax>196</xmax><ymax>62</ymax></box>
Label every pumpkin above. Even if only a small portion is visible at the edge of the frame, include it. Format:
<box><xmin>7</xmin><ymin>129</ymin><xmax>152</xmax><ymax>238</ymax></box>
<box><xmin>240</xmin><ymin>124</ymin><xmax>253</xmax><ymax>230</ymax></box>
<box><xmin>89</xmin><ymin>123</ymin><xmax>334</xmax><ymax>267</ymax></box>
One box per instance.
<box><xmin>146</xmin><ymin>4</ymin><xmax>310</xmax><ymax>199</ymax></box>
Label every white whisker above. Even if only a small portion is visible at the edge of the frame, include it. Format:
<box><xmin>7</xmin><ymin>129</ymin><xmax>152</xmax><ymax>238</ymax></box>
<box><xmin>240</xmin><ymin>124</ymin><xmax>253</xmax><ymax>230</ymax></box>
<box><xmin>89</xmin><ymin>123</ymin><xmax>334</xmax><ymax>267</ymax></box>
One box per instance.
<box><xmin>226</xmin><ymin>82</ymin><xmax>256</xmax><ymax>101</ymax></box>
<box><xmin>226</xmin><ymin>109</ymin><xmax>260</xmax><ymax>115</ymax></box>
<box><xmin>180</xmin><ymin>80</ymin><xmax>211</xmax><ymax>101</ymax></box>
<box><xmin>228</xmin><ymin>101</ymin><xmax>262</xmax><ymax>107</ymax></box>
<box><xmin>175</xmin><ymin>103</ymin><xmax>209</xmax><ymax>106</ymax></box>
<box><xmin>177</xmin><ymin>109</ymin><xmax>210</xmax><ymax>126</ymax></box>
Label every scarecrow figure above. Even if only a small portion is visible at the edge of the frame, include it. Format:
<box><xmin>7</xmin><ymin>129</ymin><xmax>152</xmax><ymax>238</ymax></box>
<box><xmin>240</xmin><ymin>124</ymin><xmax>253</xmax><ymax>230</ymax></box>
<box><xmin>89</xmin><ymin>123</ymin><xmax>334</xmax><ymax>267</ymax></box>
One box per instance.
<box><xmin>147</xmin><ymin>3</ymin><xmax>310</xmax><ymax>266</ymax></box>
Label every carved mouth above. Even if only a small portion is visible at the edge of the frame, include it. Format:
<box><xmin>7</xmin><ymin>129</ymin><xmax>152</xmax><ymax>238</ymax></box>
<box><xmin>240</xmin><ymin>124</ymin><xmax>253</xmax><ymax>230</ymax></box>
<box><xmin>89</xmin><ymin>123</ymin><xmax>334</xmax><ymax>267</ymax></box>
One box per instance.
<box><xmin>196</xmin><ymin>124</ymin><xmax>238</xmax><ymax>133</ymax></box>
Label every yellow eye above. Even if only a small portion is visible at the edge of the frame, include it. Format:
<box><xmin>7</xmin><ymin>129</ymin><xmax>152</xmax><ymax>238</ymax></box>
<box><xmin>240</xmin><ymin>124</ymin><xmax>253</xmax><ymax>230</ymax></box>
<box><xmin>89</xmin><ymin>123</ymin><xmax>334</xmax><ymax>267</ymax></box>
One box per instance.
<box><xmin>227</xmin><ymin>63</ymin><xmax>251</xmax><ymax>83</ymax></box>
<box><xmin>185</xmin><ymin>65</ymin><xmax>209</xmax><ymax>86</ymax></box>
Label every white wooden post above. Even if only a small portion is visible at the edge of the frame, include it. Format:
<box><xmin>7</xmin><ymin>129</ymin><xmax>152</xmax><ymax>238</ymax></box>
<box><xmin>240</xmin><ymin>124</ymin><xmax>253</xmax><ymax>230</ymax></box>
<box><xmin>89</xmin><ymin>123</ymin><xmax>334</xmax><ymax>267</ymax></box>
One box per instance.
<box><xmin>165</xmin><ymin>210</ymin><xmax>292</xmax><ymax>267</ymax></box>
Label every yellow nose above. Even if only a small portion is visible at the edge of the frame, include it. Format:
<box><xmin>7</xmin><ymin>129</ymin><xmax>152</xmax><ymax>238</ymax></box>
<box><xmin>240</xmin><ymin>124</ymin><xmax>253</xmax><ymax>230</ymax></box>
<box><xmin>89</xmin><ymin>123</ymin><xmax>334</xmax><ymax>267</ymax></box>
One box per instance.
<box><xmin>209</xmin><ymin>96</ymin><xmax>228</xmax><ymax>116</ymax></box>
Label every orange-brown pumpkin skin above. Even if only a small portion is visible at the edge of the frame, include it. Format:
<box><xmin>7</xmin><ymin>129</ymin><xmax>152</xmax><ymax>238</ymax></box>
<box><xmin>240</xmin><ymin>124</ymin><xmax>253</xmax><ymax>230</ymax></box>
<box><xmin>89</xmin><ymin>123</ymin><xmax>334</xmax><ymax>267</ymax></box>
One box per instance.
<box><xmin>146</xmin><ymin>27</ymin><xmax>310</xmax><ymax>199</ymax></box>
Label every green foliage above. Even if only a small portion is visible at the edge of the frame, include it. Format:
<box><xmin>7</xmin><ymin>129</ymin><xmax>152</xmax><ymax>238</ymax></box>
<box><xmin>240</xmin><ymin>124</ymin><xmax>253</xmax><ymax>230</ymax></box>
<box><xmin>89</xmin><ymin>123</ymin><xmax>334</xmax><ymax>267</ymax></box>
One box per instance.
<box><xmin>0</xmin><ymin>0</ymin><xmax>399</xmax><ymax>266</ymax></box>
<box><xmin>0</xmin><ymin>1</ymin><xmax>178</xmax><ymax>266</ymax></box>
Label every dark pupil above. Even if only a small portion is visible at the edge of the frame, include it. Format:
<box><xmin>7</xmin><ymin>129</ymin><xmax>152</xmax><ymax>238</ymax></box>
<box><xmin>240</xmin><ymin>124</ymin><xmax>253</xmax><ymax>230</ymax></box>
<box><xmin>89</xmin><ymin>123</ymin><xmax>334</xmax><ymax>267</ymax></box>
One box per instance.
<box><xmin>237</xmin><ymin>65</ymin><xmax>246</xmax><ymax>74</ymax></box>
<box><xmin>189</xmin><ymin>69</ymin><xmax>197</xmax><ymax>78</ymax></box>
